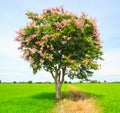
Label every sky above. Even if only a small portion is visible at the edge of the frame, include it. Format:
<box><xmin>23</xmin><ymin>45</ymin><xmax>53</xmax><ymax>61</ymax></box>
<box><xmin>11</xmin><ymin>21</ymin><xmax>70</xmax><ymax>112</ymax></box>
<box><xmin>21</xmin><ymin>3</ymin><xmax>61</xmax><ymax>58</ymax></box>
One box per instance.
<box><xmin>0</xmin><ymin>0</ymin><xmax>120</xmax><ymax>82</ymax></box>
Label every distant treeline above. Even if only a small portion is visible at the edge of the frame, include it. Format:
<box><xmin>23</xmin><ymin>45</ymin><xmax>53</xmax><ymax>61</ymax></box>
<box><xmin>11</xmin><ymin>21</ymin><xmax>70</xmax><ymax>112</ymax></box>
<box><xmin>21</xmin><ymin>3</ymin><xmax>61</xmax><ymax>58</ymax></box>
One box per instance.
<box><xmin>0</xmin><ymin>80</ymin><xmax>120</xmax><ymax>84</ymax></box>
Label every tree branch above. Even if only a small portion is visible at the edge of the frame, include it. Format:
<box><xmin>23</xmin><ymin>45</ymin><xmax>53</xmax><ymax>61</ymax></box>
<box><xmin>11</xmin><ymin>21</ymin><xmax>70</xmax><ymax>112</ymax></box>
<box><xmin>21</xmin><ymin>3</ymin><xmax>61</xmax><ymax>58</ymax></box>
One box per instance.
<box><xmin>61</xmin><ymin>66</ymin><xmax>66</xmax><ymax>83</ymax></box>
<box><xmin>50</xmin><ymin>71</ymin><xmax>55</xmax><ymax>79</ymax></box>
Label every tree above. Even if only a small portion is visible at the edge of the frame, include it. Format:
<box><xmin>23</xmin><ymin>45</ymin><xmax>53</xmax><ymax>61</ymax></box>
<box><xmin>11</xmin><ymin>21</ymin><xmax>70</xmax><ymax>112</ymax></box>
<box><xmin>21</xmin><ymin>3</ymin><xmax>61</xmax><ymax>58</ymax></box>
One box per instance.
<box><xmin>15</xmin><ymin>7</ymin><xmax>103</xmax><ymax>99</ymax></box>
<box><xmin>28</xmin><ymin>80</ymin><xmax>33</xmax><ymax>84</ymax></box>
<box><xmin>13</xmin><ymin>81</ymin><xmax>17</xmax><ymax>84</ymax></box>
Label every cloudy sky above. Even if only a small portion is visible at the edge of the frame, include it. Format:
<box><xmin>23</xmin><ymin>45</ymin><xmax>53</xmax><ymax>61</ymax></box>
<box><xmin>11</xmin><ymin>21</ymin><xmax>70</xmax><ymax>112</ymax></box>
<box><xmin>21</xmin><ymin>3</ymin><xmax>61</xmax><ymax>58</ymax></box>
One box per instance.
<box><xmin>0</xmin><ymin>0</ymin><xmax>120</xmax><ymax>82</ymax></box>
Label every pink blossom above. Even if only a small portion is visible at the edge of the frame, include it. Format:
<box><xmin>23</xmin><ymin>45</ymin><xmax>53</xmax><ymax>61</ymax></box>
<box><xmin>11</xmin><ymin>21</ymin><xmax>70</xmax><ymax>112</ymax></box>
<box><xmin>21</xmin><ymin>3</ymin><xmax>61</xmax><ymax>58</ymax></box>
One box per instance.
<box><xmin>57</xmin><ymin>11</ymin><xmax>64</xmax><ymax>16</ymax></box>
<box><xmin>69</xmin><ymin>12</ymin><xmax>78</xmax><ymax>18</ymax></box>
<box><xmin>74</xmin><ymin>19</ymin><xmax>84</xmax><ymax>28</ymax></box>
<box><xmin>39</xmin><ymin>42</ymin><xmax>44</xmax><ymax>47</ymax></box>
<box><xmin>85</xmin><ymin>24</ymin><xmax>89</xmax><ymax>27</ymax></box>
<box><xmin>89</xmin><ymin>18</ymin><xmax>97</xmax><ymax>27</ymax></box>
<box><xmin>35</xmin><ymin>41</ymin><xmax>41</xmax><ymax>45</ymax></box>
<box><xmin>29</xmin><ymin>48</ymin><xmax>37</xmax><ymax>54</ymax></box>
<box><xmin>55</xmin><ymin>22</ymin><xmax>61</xmax><ymax>28</ymax></box>
<box><xmin>38</xmin><ymin>50</ymin><xmax>43</xmax><ymax>56</ymax></box>
<box><xmin>62</xmin><ymin>35</ymin><xmax>67</xmax><ymax>39</ymax></box>
<box><xmin>61</xmin><ymin>19</ymin><xmax>71</xmax><ymax>27</ymax></box>
<box><xmin>81</xmin><ymin>12</ymin><xmax>88</xmax><ymax>18</ymax></box>
<box><xmin>94</xmin><ymin>31</ymin><xmax>100</xmax><ymax>39</ymax></box>
<box><xmin>89</xmin><ymin>17</ymin><xmax>101</xmax><ymax>42</ymax></box>
<box><xmin>28</xmin><ymin>57</ymin><xmax>34</xmax><ymax>64</ymax></box>
<box><xmin>49</xmin><ymin>54</ymin><xmax>53</xmax><ymax>61</ymax></box>
<box><xmin>25</xmin><ymin>50</ymin><xmax>30</xmax><ymax>56</ymax></box>
<box><xmin>16</xmin><ymin>28</ymin><xmax>25</xmax><ymax>36</ymax></box>
<box><xmin>21</xmin><ymin>55</ymin><xmax>27</xmax><ymax>60</ymax></box>
<box><xmin>26</xmin><ymin>35</ymin><xmax>35</xmax><ymax>42</ymax></box>
<box><xmin>15</xmin><ymin>36</ymin><xmax>22</xmax><ymax>41</ymax></box>
<box><xmin>26</xmin><ymin>21</ymin><xmax>36</xmax><ymax>28</ymax></box>
<box><xmin>42</xmin><ymin>35</ymin><xmax>49</xmax><ymax>40</ymax></box>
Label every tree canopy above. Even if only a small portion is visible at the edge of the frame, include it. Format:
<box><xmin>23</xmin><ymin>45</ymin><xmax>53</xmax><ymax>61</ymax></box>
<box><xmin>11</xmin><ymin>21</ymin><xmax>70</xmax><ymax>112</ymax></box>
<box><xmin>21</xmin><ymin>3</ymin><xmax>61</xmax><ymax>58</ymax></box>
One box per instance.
<box><xmin>16</xmin><ymin>6</ymin><xmax>103</xmax><ymax>99</ymax></box>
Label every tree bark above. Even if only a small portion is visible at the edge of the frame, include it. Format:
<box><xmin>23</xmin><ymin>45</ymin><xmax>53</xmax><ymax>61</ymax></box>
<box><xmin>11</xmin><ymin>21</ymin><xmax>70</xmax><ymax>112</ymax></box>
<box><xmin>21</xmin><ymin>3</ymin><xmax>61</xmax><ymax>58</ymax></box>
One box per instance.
<box><xmin>55</xmin><ymin>81</ymin><xmax>62</xmax><ymax>100</ymax></box>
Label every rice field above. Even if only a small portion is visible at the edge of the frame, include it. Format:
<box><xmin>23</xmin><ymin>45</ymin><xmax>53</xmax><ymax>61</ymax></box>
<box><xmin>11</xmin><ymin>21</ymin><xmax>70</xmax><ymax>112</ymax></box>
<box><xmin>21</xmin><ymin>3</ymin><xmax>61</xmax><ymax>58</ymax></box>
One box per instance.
<box><xmin>0</xmin><ymin>83</ymin><xmax>120</xmax><ymax>113</ymax></box>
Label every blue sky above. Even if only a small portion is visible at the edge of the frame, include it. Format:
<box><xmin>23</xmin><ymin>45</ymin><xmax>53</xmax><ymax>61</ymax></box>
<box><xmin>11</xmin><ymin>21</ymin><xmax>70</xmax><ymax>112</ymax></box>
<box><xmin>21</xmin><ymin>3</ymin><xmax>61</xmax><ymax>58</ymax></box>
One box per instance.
<box><xmin>0</xmin><ymin>0</ymin><xmax>120</xmax><ymax>82</ymax></box>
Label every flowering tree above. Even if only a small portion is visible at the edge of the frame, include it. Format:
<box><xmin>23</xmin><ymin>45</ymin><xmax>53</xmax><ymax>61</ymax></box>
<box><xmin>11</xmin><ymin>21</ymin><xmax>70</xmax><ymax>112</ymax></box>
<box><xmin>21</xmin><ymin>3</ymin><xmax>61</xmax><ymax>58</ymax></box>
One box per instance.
<box><xmin>16</xmin><ymin>7</ymin><xmax>103</xmax><ymax>99</ymax></box>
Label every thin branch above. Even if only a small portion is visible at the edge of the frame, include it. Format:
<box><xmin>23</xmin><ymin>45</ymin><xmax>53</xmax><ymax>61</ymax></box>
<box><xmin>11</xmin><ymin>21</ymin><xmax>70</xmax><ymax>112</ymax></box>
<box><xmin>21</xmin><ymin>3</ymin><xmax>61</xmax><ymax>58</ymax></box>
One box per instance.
<box><xmin>50</xmin><ymin>71</ymin><xmax>55</xmax><ymax>79</ymax></box>
<box><xmin>61</xmin><ymin>66</ymin><xmax>66</xmax><ymax>83</ymax></box>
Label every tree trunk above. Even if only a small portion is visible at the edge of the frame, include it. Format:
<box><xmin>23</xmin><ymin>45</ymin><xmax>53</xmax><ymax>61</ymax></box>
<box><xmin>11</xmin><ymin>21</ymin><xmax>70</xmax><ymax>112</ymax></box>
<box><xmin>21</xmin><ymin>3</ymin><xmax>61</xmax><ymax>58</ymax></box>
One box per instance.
<box><xmin>51</xmin><ymin>65</ymin><xmax>66</xmax><ymax>100</ymax></box>
<box><xmin>55</xmin><ymin>81</ymin><xmax>62</xmax><ymax>100</ymax></box>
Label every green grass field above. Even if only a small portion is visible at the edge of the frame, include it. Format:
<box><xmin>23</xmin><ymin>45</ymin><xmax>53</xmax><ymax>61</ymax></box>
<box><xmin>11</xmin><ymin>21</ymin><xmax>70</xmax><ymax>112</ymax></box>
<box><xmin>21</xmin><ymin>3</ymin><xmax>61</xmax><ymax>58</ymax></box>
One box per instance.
<box><xmin>0</xmin><ymin>83</ymin><xmax>120</xmax><ymax>113</ymax></box>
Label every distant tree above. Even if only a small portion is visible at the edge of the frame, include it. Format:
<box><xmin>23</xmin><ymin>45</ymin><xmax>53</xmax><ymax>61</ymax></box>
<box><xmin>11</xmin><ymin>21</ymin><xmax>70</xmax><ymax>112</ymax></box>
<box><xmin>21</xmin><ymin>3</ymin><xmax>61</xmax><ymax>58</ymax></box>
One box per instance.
<box><xmin>35</xmin><ymin>82</ymin><xmax>43</xmax><ymax>84</ymax></box>
<box><xmin>79</xmin><ymin>81</ymin><xmax>83</xmax><ymax>83</ymax></box>
<box><xmin>28</xmin><ymin>80</ymin><xmax>33</xmax><ymax>84</ymax></box>
<box><xmin>90</xmin><ymin>80</ymin><xmax>98</xmax><ymax>83</ymax></box>
<box><xmin>97</xmin><ymin>81</ymin><xmax>101</xmax><ymax>83</ymax></box>
<box><xmin>104</xmin><ymin>80</ymin><xmax>107</xmax><ymax>83</ymax></box>
<box><xmin>0</xmin><ymin>80</ymin><xmax>1</xmax><ymax>83</ymax></box>
<box><xmin>13</xmin><ymin>81</ymin><xmax>17</xmax><ymax>84</ymax></box>
<box><xmin>16</xmin><ymin>7</ymin><xmax>103</xmax><ymax>99</ymax></box>
<box><xmin>64</xmin><ymin>81</ymin><xmax>68</xmax><ymax>84</ymax></box>
<box><xmin>68</xmin><ymin>81</ymin><xmax>72</xmax><ymax>84</ymax></box>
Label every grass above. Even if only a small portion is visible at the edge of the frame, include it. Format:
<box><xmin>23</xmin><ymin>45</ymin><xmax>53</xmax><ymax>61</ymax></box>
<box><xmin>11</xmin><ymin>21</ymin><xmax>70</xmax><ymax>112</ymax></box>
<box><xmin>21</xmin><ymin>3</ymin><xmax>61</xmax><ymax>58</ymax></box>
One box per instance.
<box><xmin>73</xmin><ymin>83</ymin><xmax>120</xmax><ymax>113</ymax></box>
<box><xmin>0</xmin><ymin>83</ymin><xmax>120</xmax><ymax>113</ymax></box>
<box><xmin>0</xmin><ymin>84</ymin><xmax>55</xmax><ymax>113</ymax></box>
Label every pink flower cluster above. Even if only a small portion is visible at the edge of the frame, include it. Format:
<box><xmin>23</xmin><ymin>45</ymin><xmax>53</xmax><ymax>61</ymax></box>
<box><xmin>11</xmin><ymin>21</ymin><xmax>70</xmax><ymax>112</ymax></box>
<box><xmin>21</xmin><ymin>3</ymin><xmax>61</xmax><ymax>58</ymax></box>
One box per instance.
<box><xmin>81</xmin><ymin>12</ymin><xmax>88</xmax><ymax>18</ymax></box>
<box><xmin>61</xmin><ymin>19</ymin><xmax>71</xmax><ymax>27</ymax></box>
<box><xmin>26</xmin><ymin>21</ymin><xmax>36</xmax><ymax>28</ymax></box>
<box><xmin>35</xmin><ymin>41</ymin><xmax>44</xmax><ymax>47</ymax></box>
<box><xmin>55</xmin><ymin>19</ymin><xmax>71</xmax><ymax>28</ymax></box>
<box><xmin>42</xmin><ymin>34</ymin><xmax>49</xmax><ymax>40</ymax></box>
<box><xmin>89</xmin><ymin>18</ymin><xmax>101</xmax><ymax>43</ymax></box>
<box><xmin>43</xmin><ymin>6</ymin><xmax>64</xmax><ymax>16</ymax></box>
<box><xmin>16</xmin><ymin>28</ymin><xmax>25</xmax><ymax>36</ymax></box>
<box><xmin>28</xmin><ymin>57</ymin><xmax>34</xmax><ymax>64</ymax></box>
<box><xmin>29</xmin><ymin>48</ymin><xmax>37</xmax><ymax>54</ymax></box>
<box><xmin>74</xmin><ymin>19</ymin><xmax>84</xmax><ymax>28</ymax></box>
<box><xmin>26</xmin><ymin>35</ymin><xmax>35</xmax><ymax>42</ymax></box>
